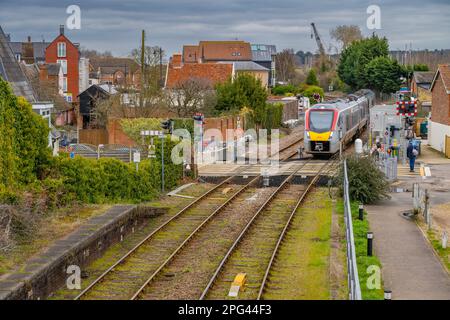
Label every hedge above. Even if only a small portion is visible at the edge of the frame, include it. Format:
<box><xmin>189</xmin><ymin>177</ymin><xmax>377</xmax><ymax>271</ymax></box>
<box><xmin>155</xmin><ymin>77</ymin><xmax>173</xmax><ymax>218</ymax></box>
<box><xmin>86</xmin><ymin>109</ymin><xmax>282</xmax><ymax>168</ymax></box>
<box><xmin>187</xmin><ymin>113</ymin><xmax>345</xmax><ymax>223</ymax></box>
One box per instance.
<box><xmin>0</xmin><ymin>79</ymin><xmax>50</xmax><ymax>187</ymax></box>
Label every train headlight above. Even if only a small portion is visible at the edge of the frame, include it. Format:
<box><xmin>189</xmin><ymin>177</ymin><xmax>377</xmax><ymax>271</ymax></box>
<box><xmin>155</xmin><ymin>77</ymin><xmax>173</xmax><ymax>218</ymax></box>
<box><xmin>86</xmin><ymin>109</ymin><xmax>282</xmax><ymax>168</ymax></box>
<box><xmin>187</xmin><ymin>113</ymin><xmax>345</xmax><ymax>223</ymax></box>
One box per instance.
<box><xmin>329</xmin><ymin>132</ymin><xmax>333</xmax><ymax>139</ymax></box>
<box><xmin>306</xmin><ymin>131</ymin><xmax>310</xmax><ymax>138</ymax></box>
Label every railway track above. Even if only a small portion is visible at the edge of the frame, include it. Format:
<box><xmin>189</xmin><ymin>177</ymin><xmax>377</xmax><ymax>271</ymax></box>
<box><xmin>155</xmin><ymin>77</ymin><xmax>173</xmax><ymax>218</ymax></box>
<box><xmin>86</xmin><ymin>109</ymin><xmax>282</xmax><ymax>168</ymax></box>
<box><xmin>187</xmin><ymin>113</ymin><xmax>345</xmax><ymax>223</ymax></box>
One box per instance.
<box><xmin>71</xmin><ymin>131</ymin><xmax>340</xmax><ymax>300</ymax></box>
<box><xmin>200</xmin><ymin>159</ymin><xmax>335</xmax><ymax>300</ymax></box>
<box><xmin>129</xmin><ymin>160</ymin><xmax>314</xmax><ymax>300</ymax></box>
<box><xmin>74</xmin><ymin>174</ymin><xmax>258</xmax><ymax>300</ymax></box>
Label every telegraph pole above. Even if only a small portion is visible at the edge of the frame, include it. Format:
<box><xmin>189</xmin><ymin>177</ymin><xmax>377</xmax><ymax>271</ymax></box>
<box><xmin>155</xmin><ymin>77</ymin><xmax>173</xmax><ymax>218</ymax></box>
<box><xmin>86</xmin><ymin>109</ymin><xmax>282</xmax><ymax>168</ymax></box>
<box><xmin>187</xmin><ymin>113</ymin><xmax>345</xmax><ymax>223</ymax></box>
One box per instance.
<box><xmin>159</xmin><ymin>47</ymin><xmax>163</xmax><ymax>88</ymax></box>
<box><xmin>140</xmin><ymin>29</ymin><xmax>145</xmax><ymax>108</ymax></box>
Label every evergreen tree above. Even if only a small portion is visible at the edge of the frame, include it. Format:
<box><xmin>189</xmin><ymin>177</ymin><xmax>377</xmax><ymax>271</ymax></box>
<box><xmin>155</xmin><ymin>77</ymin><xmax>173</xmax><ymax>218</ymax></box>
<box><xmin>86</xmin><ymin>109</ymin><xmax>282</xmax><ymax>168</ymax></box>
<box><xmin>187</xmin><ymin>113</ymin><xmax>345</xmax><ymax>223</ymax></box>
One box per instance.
<box><xmin>305</xmin><ymin>69</ymin><xmax>319</xmax><ymax>86</ymax></box>
<box><xmin>337</xmin><ymin>35</ymin><xmax>389</xmax><ymax>90</ymax></box>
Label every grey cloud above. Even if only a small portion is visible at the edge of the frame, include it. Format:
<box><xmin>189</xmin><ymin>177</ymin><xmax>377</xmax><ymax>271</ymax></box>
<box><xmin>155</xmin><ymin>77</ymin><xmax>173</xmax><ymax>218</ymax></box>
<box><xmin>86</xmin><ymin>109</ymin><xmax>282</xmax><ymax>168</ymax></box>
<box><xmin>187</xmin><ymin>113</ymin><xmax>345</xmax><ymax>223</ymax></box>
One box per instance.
<box><xmin>0</xmin><ymin>0</ymin><xmax>449</xmax><ymax>56</ymax></box>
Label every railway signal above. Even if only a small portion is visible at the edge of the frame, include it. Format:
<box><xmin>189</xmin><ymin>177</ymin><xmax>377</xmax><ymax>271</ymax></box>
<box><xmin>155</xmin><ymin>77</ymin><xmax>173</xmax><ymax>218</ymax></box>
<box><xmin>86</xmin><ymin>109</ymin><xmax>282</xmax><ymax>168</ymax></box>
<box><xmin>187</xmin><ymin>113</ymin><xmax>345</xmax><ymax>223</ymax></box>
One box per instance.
<box><xmin>161</xmin><ymin>119</ymin><xmax>173</xmax><ymax>134</ymax></box>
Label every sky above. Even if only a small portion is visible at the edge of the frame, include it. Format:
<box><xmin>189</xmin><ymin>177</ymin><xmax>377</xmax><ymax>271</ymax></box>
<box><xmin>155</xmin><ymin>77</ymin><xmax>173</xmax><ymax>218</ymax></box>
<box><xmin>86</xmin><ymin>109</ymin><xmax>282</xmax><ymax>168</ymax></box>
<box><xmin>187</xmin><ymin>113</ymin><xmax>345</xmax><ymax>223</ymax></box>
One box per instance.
<box><xmin>1</xmin><ymin>0</ymin><xmax>449</xmax><ymax>58</ymax></box>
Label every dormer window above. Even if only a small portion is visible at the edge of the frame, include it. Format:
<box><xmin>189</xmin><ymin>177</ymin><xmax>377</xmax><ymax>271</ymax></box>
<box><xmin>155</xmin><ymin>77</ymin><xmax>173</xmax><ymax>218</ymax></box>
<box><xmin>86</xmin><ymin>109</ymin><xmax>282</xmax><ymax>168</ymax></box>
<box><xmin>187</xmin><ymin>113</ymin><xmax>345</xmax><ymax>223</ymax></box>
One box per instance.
<box><xmin>57</xmin><ymin>42</ymin><xmax>66</xmax><ymax>57</ymax></box>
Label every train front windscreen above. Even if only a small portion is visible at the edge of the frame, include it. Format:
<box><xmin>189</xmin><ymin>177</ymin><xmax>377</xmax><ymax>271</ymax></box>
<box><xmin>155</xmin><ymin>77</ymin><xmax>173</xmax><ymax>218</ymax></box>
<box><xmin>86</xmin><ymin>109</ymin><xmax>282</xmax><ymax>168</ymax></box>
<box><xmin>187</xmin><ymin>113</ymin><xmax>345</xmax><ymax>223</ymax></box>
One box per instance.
<box><xmin>309</xmin><ymin>110</ymin><xmax>334</xmax><ymax>133</ymax></box>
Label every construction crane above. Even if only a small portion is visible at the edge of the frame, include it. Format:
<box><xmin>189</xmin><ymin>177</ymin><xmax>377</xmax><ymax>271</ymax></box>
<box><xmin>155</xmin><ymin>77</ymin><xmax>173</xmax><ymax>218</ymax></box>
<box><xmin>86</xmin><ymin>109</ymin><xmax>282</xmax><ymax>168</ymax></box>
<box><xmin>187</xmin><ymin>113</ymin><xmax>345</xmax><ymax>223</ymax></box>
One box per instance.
<box><xmin>310</xmin><ymin>23</ymin><xmax>326</xmax><ymax>57</ymax></box>
<box><xmin>310</xmin><ymin>22</ymin><xmax>330</xmax><ymax>72</ymax></box>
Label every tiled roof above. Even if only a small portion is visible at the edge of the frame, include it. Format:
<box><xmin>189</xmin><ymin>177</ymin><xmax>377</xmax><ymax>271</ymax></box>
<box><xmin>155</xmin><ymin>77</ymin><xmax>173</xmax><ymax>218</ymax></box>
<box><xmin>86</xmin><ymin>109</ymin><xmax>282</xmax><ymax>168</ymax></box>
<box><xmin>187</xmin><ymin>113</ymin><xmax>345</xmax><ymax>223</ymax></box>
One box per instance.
<box><xmin>0</xmin><ymin>26</ymin><xmax>36</xmax><ymax>101</ymax></box>
<box><xmin>198</xmin><ymin>41</ymin><xmax>252</xmax><ymax>61</ymax></box>
<box><xmin>165</xmin><ymin>61</ymin><xmax>232</xmax><ymax>89</ymax></box>
<box><xmin>9</xmin><ymin>41</ymin><xmax>50</xmax><ymax>62</ymax></box>
<box><xmin>90</xmin><ymin>57</ymin><xmax>139</xmax><ymax>74</ymax></box>
<box><xmin>413</xmin><ymin>71</ymin><xmax>434</xmax><ymax>84</ymax></box>
<box><xmin>431</xmin><ymin>64</ymin><xmax>450</xmax><ymax>94</ymax></box>
<box><xmin>46</xmin><ymin>63</ymin><xmax>61</xmax><ymax>76</ymax></box>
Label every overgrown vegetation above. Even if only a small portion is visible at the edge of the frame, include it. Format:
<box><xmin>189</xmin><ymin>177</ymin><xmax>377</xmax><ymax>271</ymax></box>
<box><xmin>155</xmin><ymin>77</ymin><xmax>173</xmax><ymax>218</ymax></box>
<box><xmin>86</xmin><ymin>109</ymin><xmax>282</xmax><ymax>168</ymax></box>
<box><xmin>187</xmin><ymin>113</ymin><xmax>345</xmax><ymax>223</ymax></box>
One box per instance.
<box><xmin>336</xmin><ymin>156</ymin><xmax>390</xmax><ymax>204</ymax></box>
<box><xmin>0</xmin><ymin>78</ymin><xmax>183</xmax><ymax>251</ymax></box>
<box><xmin>0</xmin><ymin>81</ymin><xmax>51</xmax><ymax>187</ymax></box>
<box><xmin>271</xmin><ymin>81</ymin><xmax>325</xmax><ymax>105</ymax></box>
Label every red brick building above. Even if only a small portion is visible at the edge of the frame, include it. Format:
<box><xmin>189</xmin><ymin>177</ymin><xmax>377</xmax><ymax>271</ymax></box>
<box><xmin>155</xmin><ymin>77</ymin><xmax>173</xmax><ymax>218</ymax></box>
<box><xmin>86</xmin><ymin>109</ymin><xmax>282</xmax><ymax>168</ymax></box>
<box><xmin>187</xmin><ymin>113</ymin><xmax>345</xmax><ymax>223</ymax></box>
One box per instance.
<box><xmin>45</xmin><ymin>26</ymin><xmax>79</xmax><ymax>103</ymax></box>
<box><xmin>428</xmin><ymin>64</ymin><xmax>450</xmax><ymax>152</ymax></box>
<box><xmin>430</xmin><ymin>65</ymin><xmax>450</xmax><ymax>126</ymax></box>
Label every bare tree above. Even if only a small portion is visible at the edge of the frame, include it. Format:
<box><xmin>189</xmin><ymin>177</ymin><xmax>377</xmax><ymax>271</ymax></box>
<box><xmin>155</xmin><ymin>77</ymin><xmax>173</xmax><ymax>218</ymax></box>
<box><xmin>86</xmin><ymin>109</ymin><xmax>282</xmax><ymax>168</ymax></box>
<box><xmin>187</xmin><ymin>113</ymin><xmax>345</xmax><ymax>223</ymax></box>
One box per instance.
<box><xmin>275</xmin><ymin>49</ymin><xmax>296</xmax><ymax>83</ymax></box>
<box><xmin>164</xmin><ymin>78</ymin><xmax>216</xmax><ymax>117</ymax></box>
<box><xmin>330</xmin><ymin>25</ymin><xmax>363</xmax><ymax>51</ymax></box>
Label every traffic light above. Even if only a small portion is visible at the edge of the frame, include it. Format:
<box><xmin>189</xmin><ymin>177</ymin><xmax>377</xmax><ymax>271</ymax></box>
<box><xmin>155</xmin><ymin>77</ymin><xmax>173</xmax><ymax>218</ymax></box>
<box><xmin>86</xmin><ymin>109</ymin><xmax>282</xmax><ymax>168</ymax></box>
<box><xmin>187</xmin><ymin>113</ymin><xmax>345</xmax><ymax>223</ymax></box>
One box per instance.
<box><xmin>161</xmin><ymin>119</ymin><xmax>173</xmax><ymax>134</ymax></box>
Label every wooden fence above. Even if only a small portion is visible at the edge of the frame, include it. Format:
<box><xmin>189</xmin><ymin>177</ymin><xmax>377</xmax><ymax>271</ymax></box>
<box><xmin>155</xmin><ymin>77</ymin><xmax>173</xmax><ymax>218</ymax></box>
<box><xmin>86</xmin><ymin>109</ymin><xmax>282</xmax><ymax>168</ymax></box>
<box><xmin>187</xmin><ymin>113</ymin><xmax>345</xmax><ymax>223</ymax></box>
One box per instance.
<box><xmin>79</xmin><ymin>129</ymin><xmax>109</xmax><ymax>146</ymax></box>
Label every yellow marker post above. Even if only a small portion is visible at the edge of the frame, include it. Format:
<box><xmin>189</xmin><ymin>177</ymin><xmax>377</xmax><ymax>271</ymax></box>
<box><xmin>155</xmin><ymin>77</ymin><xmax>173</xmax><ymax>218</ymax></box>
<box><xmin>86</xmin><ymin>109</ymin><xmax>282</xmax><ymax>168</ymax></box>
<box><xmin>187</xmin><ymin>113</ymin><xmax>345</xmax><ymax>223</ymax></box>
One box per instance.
<box><xmin>228</xmin><ymin>273</ymin><xmax>247</xmax><ymax>297</ymax></box>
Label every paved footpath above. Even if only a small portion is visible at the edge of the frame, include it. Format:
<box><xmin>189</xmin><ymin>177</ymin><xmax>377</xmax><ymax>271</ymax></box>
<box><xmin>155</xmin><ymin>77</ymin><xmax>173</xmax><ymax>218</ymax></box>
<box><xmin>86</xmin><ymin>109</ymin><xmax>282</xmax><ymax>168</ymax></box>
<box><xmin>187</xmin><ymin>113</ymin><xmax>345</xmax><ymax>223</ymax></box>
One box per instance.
<box><xmin>365</xmin><ymin>142</ymin><xmax>450</xmax><ymax>300</ymax></box>
<box><xmin>366</xmin><ymin>191</ymin><xmax>450</xmax><ymax>300</ymax></box>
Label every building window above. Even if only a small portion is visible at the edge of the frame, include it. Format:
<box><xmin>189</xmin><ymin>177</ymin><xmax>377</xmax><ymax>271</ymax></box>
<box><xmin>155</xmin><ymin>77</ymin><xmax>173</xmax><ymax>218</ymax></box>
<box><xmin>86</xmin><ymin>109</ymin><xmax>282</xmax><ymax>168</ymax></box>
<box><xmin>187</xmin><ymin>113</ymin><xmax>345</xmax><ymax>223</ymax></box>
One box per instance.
<box><xmin>57</xmin><ymin>42</ymin><xmax>66</xmax><ymax>57</ymax></box>
<box><xmin>57</xmin><ymin>59</ymin><xmax>67</xmax><ymax>74</ymax></box>
<box><xmin>62</xmin><ymin>77</ymin><xmax>67</xmax><ymax>92</ymax></box>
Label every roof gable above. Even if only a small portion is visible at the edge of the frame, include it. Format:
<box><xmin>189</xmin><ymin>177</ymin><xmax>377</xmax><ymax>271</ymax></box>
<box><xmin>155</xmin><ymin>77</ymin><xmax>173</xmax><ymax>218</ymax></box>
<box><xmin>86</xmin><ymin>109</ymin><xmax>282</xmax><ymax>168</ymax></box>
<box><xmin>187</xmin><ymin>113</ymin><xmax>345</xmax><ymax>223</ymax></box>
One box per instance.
<box><xmin>430</xmin><ymin>64</ymin><xmax>450</xmax><ymax>94</ymax></box>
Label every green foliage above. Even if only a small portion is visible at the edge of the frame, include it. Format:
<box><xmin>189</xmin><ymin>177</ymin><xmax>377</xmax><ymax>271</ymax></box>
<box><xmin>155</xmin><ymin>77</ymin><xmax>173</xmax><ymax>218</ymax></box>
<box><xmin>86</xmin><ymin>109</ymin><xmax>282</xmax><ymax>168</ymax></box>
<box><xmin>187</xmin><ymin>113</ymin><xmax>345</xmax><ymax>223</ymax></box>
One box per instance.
<box><xmin>402</xmin><ymin>64</ymin><xmax>430</xmax><ymax>82</ymax></box>
<box><xmin>364</xmin><ymin>57</ymin><xmax>403</xmax><ymax>94</ymax></box>
<box><xmin>336</xmin><ymin>156</ymin><xmax>390</xmax><ymax>204</ymax></box>
<box><xmin>120</xmin><ymin>118</ymin><xmax>161</xmax><ymax>144</ymax></box>
<box><xmin>49</xmin><ymin>136</ymin><xmax>181</xmax><ymax>205</ymax></box>
<box><xmin>215</xmin><ymin>73</ymin><xmax>268</xmax><ymax>115</ymax></box>
<box><xmin>306</xmin><ymin>69</ymin><xmax>319</xmax><ymax>86</ymax></box>
<box><xmin>301</xmin><ymin>85</ymin><xmax>325</xmax><ymax>105</ymax></box>
<box><xmin>271</xmin><ymin>84</ymin><xmax>299</xmax><ymax>96</ymax></box>
<box><xmin>337</xmin><ymin>35</ymin><xmax>389</xmax><ymax>90</ymax></box>
<box><xmin>120</xmin><ymin>118</ymin><xmax>195</xmax><ymax>143</ymax></box>
<box><xmin>172</xmin><ymin>118</ymin><xmax>194</xmax><ymax>137</ymax></box>
<box><xmin>0</xmin><ymin>78</ymin><xmax>51</xmax><ymax>187</ymax></box>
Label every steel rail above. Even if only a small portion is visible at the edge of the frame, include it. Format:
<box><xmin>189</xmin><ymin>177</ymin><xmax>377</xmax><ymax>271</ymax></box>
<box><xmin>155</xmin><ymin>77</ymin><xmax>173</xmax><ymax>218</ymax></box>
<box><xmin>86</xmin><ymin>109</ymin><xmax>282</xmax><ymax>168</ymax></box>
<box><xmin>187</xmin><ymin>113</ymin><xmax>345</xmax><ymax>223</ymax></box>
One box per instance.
<box><xmin>130</xmin><ymin>175</ymin><xmax>261</xmax><ymax>300</ymax></box>
<box><xmin>256</xmin><ymin>159</ymin><xmax>336</xmax><ymax>299</ymax></box>
<box><xmin>199</xmin><ymin>159</ymin><xmax>313</xmax><ymax>300</ymax></box>
<box><xmin>74</xmin><ymin>175</ymin><xmax>237</xmax><ymax>300</ymax></box>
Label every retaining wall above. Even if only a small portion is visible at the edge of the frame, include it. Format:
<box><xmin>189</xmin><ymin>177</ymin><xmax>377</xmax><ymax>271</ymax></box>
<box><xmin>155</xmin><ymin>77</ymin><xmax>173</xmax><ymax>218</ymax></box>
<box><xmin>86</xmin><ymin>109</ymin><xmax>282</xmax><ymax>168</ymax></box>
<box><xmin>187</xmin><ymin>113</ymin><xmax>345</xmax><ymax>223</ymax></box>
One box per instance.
<box><xmin>0</xmin><ymin>205</ymin><xmax>167</xmax><ymax>300</ymax></box>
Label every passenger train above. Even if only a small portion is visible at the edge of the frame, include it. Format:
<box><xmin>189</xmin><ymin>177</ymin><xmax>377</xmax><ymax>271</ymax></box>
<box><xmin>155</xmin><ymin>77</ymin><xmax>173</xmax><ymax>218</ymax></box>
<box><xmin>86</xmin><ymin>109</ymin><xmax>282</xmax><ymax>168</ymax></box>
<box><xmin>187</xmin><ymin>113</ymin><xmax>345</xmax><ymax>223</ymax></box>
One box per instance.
<box><xmin>304</xmin><ymin>89</ymin><xmax>375</xmax><ymax>156</ymax></box>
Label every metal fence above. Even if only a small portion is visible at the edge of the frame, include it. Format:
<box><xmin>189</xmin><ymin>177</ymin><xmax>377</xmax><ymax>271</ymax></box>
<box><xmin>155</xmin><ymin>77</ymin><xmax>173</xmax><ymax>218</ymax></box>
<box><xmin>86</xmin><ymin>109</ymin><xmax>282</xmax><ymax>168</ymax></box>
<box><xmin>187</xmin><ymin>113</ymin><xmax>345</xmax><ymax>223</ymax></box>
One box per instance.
<box><xmin>68</xmin><ymin>144</ymin><xmax>143</xmax><ymax>163</ymax></box>
<box><xmin>376</xmin><ymin>156</ymin><xmax>398</xmax><ymax>181</ymax></box>
<box><xmin>343</xmin><ymin>159</ymin><xmax>362</xmax><ymax>300</ymax></box>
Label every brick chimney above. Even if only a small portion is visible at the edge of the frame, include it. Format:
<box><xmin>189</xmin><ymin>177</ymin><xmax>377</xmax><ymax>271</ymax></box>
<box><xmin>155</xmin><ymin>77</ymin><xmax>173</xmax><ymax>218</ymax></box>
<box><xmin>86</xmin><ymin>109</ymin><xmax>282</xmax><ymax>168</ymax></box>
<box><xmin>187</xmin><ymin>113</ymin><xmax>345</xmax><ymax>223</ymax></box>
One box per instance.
<box><xmin>171</xmin><ymin>54</ymin><xmax>183</xmax><ymax>68</ymax></box>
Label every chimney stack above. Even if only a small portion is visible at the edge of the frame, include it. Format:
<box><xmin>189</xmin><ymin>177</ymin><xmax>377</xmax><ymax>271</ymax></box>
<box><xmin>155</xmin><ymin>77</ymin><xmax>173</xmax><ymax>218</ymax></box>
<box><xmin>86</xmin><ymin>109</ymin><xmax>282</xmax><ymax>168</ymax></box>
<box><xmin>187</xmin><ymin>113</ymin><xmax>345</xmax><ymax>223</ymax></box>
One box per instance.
<box><xmin>27</xmin><ymin>36</ymin><xmax>31</xmax><ymax>43</ymax></box>
<box><xmin>6</xmin><ymin>34</ymin><xmax>11</xmax><ymax>42</ymax></box>
<box><xmin>59</xmin><ymin>25</ymin><xmax>65</xmax><ymax>35</ymax></box>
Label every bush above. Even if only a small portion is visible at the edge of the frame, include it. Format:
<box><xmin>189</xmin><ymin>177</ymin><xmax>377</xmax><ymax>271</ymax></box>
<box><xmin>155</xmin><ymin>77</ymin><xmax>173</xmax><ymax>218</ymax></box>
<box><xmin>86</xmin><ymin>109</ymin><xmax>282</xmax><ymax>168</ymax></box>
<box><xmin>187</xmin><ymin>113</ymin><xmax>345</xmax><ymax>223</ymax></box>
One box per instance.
<box><xmin>0</xmin><ymin>79</ymin><xmax>51</xmax><ymax>187</ymax></box>
<box><xmin>271</xmin><ymin>84</ymin><xmax>299</xmax><ymax>96</ymax></box>
<box><xmin>300</xmin><ymin>85</ymin><xmax>325</xmax><ymax>105</ymax></box>
<box><xmin>336</xmin><ymin>155</ymin><xmax>390</xmax><ymax>204</ymax></box>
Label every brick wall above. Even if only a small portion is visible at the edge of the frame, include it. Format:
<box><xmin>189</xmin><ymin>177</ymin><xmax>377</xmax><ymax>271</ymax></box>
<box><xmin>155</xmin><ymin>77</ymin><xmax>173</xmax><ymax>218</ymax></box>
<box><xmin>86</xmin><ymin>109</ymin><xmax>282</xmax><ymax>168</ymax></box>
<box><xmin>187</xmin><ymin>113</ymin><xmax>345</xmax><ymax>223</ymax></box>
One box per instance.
<box><xmin>431</xmin><ymin>73</ymin><xmax>450</xmax><ymax>126</ymax></box>
<box><xmin>107</xmin><ymin>119</ymin><xmax>136</xmax><ymax>146</ymax></box>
